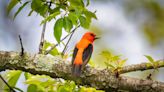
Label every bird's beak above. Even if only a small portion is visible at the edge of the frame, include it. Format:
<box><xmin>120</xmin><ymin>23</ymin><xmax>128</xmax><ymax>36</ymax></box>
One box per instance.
<box><xmin>94</xmin><ymin>37</ymin><xmax>100</xmax><ymax>40</ymax></box>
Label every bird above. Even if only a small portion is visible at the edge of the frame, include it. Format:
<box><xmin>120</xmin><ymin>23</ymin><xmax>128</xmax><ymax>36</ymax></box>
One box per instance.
<box><xmin>72</xmin><ymin>32</ymin><xmax>99</xmax><ymax>76</ymax></box>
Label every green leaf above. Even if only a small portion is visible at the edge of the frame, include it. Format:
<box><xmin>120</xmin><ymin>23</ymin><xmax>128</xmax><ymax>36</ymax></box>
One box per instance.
<box><xmin>24</xmin><ymin>72</ymin><xmax>32</xmax><ymax>80</ymax></box>
<box><xmin>86</xmin><ymin>0</ymin><xmax>90</xmax><ymax>6</ymax></box>
<box><xmin>49</xmin><ymin>7</ymin><xmax>60</xmax><ymax>14</ymax></box>
<box><xmin>104</xmin><ymin>62</ymin><xmax>115</xmax><ymax>69</ymax></box>
<box><xmin>68</xmin><ymin>12</ymin><xmax>78</xmax><ymax>25</ymax></box>
<box><xmin>63</xmin><ymin>17</ymin><xmax>73</xmax><ymax>32</ymax></box>
<box><xmin>100</xmin><ymin>51</ymin><xmax>112</xmax><ymax>61</ymax></box>
<box><xmin>7</xmin><ymin>0</ymin><xmax>19</xmax><ymax>14</ymax></box>
<box><xmin>43</xmin><ymin>41</ymin><xmax>51</xmax><ymax>51</ymax></box>
<box><xmin>40</xmin><ymin>9</ymin><xmax>60</xmax><ymax>25</ymax></box>
<box><xmin>31</xmin><ymin>0</ymin><xmax>48</xmax><ymax>17</ymax></box>
<box><xmin>27</xmin><ymin>84</ymin><xmax>37</xmax><ymax>92</ymax></box>
<box><xmin>57</xmin><ymin>81</ymin><xmax>76</xmax><ymax>92</ymax></box>
<box><xmin>14</xmin><ymin>1</ymin><xmax>29</xmax><ymax>19</ymax></box>
<box><xmin>54</xmin><ymin>18</ymin><xmax>63</xmax><ymax>43</ymax></box>
<box><xmin>83</xmin><ymin>10</ymin><xmax>97</xmax><ymax>20</ymax></box>
<box><xmin>119</xmin><ymin>59</ymin><xmax>127</xmax><ymax>67</ymax></box>
<box><xmin>26</xmin><ymin>75</ymin><xmax>55</xmax><ymax>92</ymax></box>
<box><xmin>4</xmin><ymin>70</ymin><xmax>22</xmax><ymax>91</ymax></box>
<box><xmin>79</xmin><ymin>16</ymin><xmax>90</xmax><ymax>29</ymax></box>
<box><xmin>49</xmin><ymin>47</ymin><xmax>59</xmax><ymax>56</ymax></box>
<box><xmin>144</xmin><ymin>55</ymin><xmax>155</xmax><ymax>64</ymax></box>
<box><xmin>68</xmin><ymin>0</ymin><xmax>84</xmax><ymax>7</ymax></box>
<box><xmin>112</xmin><ymin>55</ymin><xmax>121</xmax><ymax>61</ymax></box>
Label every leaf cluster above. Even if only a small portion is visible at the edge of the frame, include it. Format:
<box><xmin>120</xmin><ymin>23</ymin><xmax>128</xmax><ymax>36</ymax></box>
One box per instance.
<box><xmin>100</xmin><ymin>51</ymin><xmax>127</xmax><ymax>71</ymax></box>
<box><xmin>7</xmin><ymin>0</ymin><xmax>97</xmax><ymax>44</ymax></box>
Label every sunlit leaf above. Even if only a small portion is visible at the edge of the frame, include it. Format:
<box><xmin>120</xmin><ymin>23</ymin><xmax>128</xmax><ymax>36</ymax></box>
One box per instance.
<box><xmin>79</xmin><ymin>86</ymin><xmax>104</xmax><ymax>92</ymax></box>
<box><xmin>104</xmin><ymin>62</ymin><xmax>115</xmax><ymax>69</ymax></box>
<box><xmin>43</xmin><ymin>41</ymin><xmax>52</xmax><ymax>51</ymax></box>
<box><xmin>112</xmin><ymin>55</ymin><xmax>121</xmax><ymax>61</ymax></box>
<box><xmin>57</xmin><ymin>81</ymin><xmax>76</xmax><ymax>92</ymax></box>
<box><xmin>54</xmin><ymin>18</ymin><xmax>63</xmax><ymax>43</ymax></box>
<box><xmin>144</xmin><ymin>55</ymin><xmax>155</xmax><ymax>64</ymax></box>
<box><xmin>100</xmin><ymin>51</ymin><xmax>112</xmax><ymax>61</ymax></box>
<box><xmin>4</xmin><ymin>70</ymin><xmax>22</xmax><ymax>91</ymax></box>
<box><xmin>14</xmin><ymin>1</ymin><xmax>29</xmax><ymax>19</ymax></box>
<box><xmin>26</xmin><ymin>75</ymin><xmax>56</xmax><ymax>92</ymax></box>
<box><xmin>49</xmin><ymin>47</ymin><xmax>59</xmax><ymax>56</ymax></box>
<box><xmin>27</xmin><ymin>84</ymin><xmax>37</xmax><ymax>92</ymax></box>
<box><xmin>24</xmin><ymin>72</ymin><xmax>32</xmax><ymax>80</ymax></box>
<box><xmin>119</xmin><ymin>59</ymin><xmax>127</xmax><ymax>67</ymax></box>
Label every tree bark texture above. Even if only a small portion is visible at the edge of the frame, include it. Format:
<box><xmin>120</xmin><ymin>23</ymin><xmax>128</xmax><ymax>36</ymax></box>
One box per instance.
<box><xmin>0</xmin><ymin>51</ymin><xmax>164</xmax><ymax>92</ymax></box>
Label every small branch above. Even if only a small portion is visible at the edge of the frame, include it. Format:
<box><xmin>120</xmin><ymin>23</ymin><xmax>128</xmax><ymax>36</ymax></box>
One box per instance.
<box><xmin>18</xmin><ymin>35</ymin><xmax>24</xmax><ymax>56</ymax></box>
<box><xmin>38</xmin><ymin>22</ymin><xmax>47</xmax><ymax>54</ymax></box>
<box><xmin>119</xmin><ymin>60</ymin><xmax>164</xmax><ymax>74</ymax></box>
<box><xmin>45</xmin><ymin>25</ymin><xmax>80</xmax><ymax>55</ymax></box>
<box><xmin>61</xmin><ymin>25</ymin><xmax>80</xmax><ymax>56</ymax></box>
<box><xmin>0</xmin><ymin>51</ymin><xmax>164</xmax><ymax>92</ymax></box>
<box><xmin>0</xmin><ymin>75</ymin><xmax>16</xmax><ymax>92</ymax></box>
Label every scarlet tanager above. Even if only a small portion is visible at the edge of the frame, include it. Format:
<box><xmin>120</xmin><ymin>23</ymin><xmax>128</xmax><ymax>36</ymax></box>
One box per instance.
<box><xmin>72</xmin><ymin>32</ymin><xmax>99</xmax><ymax>76</ymax></box>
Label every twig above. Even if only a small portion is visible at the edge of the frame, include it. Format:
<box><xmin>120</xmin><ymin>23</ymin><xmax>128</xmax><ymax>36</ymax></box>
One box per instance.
<box><xmin>38</xmin><ymin>22</ymin><xmax>47</xmax><ymax>54</ymax></box>
<box><xmin>61</xmin><ymin>24</ymin><xmax>80</xmax><ymax>56</ymax></box>
<box><xmin>0</xmin><ymin>75</ymin><xmax>16</xmax><ymax>92</ymax></box>
<box><xmin>18</xmin><ymin>35</ymin><xmax>24</xmax><ymax>56</ymax></box>
<box><xmin>119</xmin><ymin>60</ymin><xmax>164</xmax><ymax>74</ymax></box>
<box><xmin>38</xmin><ymin>2</ymin><xmax>52</xmax><ymax>54</ymax></box>
<box><xmin>45</xmin><ymin>24</ymin><xmax>80</xmax><ymax>55</ymax></box>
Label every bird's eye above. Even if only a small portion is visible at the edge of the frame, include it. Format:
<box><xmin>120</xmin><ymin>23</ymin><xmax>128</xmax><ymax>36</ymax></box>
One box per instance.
<box><xmin>90</xmin><ymin>34</ymin><xmax>95</xmax><ymax>37</ymax></box>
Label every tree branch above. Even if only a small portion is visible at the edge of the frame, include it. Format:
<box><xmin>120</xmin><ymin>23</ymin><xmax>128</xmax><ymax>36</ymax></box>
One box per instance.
<box><xmin>0</xmin><ymin>51</ymin><xmax>164</xmax><ymax>92</ymax></box>
<box><xmin>119</xmin><ymin>60</ymin><xmax>164</xmax><ymax>74</ymax></box>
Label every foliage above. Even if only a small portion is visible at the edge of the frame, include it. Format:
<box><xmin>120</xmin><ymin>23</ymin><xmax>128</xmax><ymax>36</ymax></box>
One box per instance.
<box><xmin>2</xmin><ymin>71</ymin><xmax>104</xmax><ymax>92</ymax></box>
<box><xmin>7</xmin><ymin>0</ymin><xmax>97</xmax><ymax>44</ymax></box>
<box><xmin>100</xmin><ymin>51</ymin><xmax>127</xmax><ymax>71</ymax></box>
<box><xmin>4</xmin><ymin>70</ymin><xmax>22</xmax><ymax>92</ymax></box>
<box><xmin>43</xmin><ymin>41</ymin><xmax>59</xmax><ymax>56</ymax></box>
<box><xmin>144</xmin><ymin>55</ymin><xmax>159</xmax><ymax>71</ymax></box>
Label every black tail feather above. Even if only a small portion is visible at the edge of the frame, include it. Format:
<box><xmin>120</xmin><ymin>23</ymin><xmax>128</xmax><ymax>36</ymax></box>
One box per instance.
<box><xmin>72</xmin><ymin>64</ymin><xmax>82</xmax><ymax>76</ymax></box>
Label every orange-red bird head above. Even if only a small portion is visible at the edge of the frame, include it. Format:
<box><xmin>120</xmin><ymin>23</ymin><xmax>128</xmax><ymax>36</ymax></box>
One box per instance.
<box><xmin>82</xmin><ymin>32</ymin><xmax>99</xmax><ymax>43</ymax></box>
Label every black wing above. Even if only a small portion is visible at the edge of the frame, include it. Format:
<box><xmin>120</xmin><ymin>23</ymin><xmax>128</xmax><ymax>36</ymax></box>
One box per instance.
<box><xmin>71</xmin><ymin>47</ymin><xmax>78</xmax><ymax>65</ymax></box>
<box><xmin>82</xmin><ymin>44</ymin><xmax>93</xmax><ymax>67</ymax></box>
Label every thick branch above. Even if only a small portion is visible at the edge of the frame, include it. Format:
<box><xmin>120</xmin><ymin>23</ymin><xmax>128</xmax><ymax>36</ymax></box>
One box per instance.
<box><xmin>119</xmin><ymin>60</ymin><xmax>164</xmax><ymax>74</ymax></box>
<box><xmin>0</xmin><ymin>51</ymin><xmax>164</xmax><ymax>92</ymax></box>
